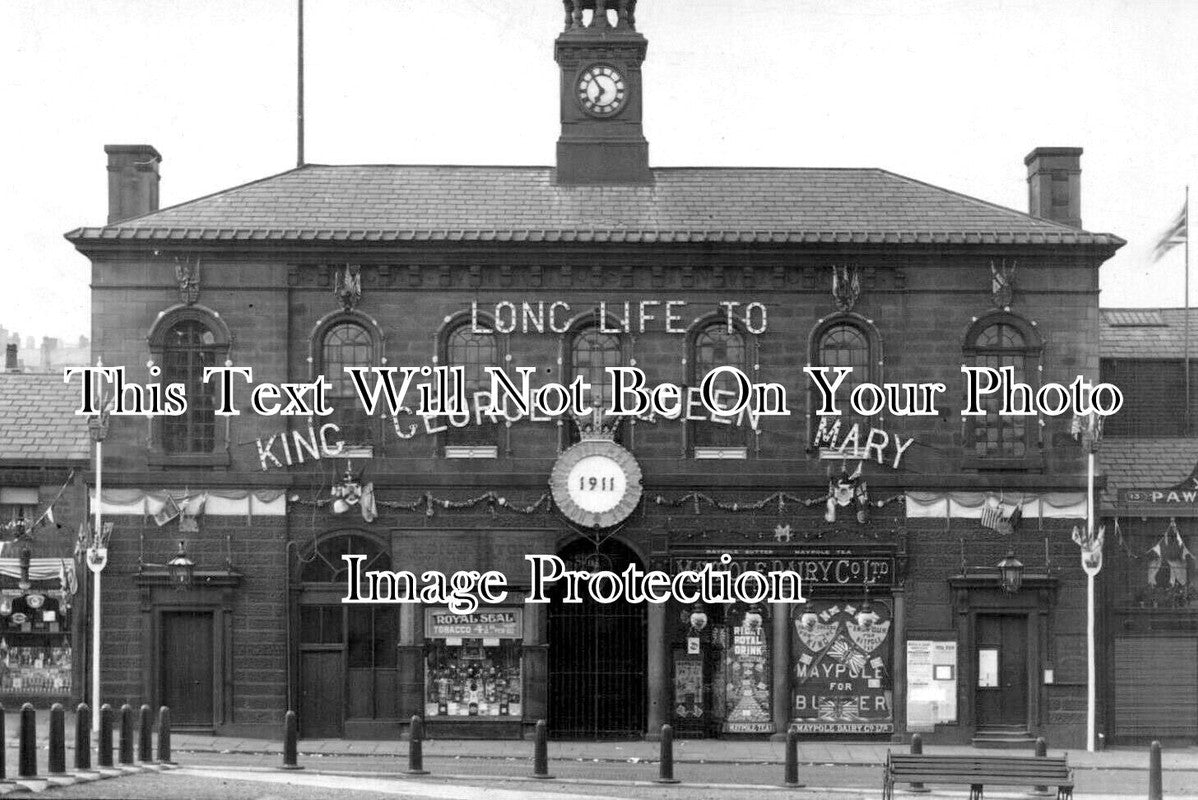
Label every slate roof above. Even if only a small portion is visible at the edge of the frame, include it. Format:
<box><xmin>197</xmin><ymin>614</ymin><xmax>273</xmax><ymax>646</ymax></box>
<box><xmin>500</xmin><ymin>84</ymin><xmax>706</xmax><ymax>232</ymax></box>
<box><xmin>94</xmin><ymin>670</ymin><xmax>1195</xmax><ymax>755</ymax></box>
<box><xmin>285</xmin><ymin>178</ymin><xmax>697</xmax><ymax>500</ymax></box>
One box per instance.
<box><xmin>1099</xmin><ymin>437</ymin><xmax>1198</xmax><ymax>508</ymax></box>
<box><xmin>0</xmin><ymin>374</ymin><xmax>91</xmax><ymax>463</ymax></box>
<box><xmin>66</xmin><ymin>165</ymin><xmax>1124</xmax><ymax>247</ymax></box>
<box><xmin>1101</xmin><ymin>308</ymin><xmax>1198</xmax><ymax>359</ymax></box>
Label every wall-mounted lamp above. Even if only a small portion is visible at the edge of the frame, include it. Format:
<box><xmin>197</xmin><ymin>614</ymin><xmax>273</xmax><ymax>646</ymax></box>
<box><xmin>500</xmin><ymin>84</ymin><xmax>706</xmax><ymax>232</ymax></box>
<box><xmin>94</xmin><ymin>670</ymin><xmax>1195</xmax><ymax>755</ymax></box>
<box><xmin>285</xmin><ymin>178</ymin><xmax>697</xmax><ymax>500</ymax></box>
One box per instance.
<box><xmin>166</xmin><ymin>541</ymin><xmax>195</xmax><ymax>590</ymax></box>
<box><xmin>998</xmin><ymin>550</ymin><xmax>1024</xmax><ymax>594</ymax></box>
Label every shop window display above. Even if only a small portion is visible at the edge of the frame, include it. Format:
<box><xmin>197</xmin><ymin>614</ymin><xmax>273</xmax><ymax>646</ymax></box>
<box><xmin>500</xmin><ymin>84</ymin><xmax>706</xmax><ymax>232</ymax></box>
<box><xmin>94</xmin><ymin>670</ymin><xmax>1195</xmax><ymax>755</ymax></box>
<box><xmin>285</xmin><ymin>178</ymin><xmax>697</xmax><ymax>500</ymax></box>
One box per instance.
<box><xmin>0</xmin><ymin>593</ymin><xmax>71</xmax><ymax>695</ymax></box>
<box><xmin>423</xmin><ymin>607</ymin><xmax>523</xmax><ymax>718</ymax></box>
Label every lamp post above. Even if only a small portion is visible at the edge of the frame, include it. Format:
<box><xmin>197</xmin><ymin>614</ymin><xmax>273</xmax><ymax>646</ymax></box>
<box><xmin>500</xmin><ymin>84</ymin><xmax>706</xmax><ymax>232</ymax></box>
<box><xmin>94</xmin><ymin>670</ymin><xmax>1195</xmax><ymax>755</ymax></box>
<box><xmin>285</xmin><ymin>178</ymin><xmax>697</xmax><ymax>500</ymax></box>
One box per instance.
<box><xmin>85</xmin><ymin>366</ymin><xmax>110</xmax><ymax>734</ymax></box>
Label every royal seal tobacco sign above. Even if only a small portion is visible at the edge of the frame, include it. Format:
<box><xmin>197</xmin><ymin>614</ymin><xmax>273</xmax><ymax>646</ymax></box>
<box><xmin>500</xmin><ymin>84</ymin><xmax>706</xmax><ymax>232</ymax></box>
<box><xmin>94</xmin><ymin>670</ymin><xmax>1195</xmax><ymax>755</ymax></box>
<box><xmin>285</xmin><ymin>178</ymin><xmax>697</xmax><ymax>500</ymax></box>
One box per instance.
<box><xmin>550</xmin><ymin>438</ymin><xmax>643</xmax><ymax>528</ymax></box>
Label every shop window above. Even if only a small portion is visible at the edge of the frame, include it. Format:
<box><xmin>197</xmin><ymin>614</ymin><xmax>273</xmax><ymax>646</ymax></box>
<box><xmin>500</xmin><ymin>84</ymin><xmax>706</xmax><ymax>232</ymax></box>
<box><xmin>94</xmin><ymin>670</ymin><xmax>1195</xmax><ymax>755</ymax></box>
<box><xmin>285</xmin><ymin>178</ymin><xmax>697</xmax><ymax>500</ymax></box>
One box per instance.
<box><xmin>963</xmin><ymin>315</ymin><xmax>1040</xmax><ymax>460</ymax></box>
<box><xmin>160</xmin><ymin>319</ymin><xmax>221</xmax><ymax>454</ymax></box>
<box><xmin>424</xmin><ymin>607</ymin><xmax>523</xmax><ymax>719</ymax></box>
<box><xmin>320</xmin><ymin>321</ymin><xmax>375</xmax><ymax>453</ymax></box>
<box><xmin>690</xmin><ymin>321</ymin><xmax>750</xmax><ymax>457</ymax></box>
<box><xmin>442</xmin><ymin>322</ymin><xmax>499</xmax><ymax>456</ymax></box>
<box><xmin>0</xmin><ymin>555</ymin><xmax>73</xmax><ymax>699</ymax></box>
<box><xmin>567</xmin><ymin>326</ymin><xmax>625</xmax><ymax>445</ymax></box>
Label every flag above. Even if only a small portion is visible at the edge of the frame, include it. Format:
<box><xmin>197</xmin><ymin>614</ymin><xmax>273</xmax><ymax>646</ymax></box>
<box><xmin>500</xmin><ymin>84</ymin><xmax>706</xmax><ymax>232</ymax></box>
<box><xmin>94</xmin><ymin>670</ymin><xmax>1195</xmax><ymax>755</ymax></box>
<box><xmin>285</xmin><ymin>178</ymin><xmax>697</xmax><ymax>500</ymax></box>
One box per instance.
<box><xmin>153</xmin><ymin>494</ymin><xmax>181</xmax><ymax>526</ymax></box>
<box><xmin>980</xmin><ymin>496</ymin><xmax>1004</xmax><ymax>530</ymax></box>
<box><xmin>1153</xmin><ymin>202</ymin><xmax>1188</xmax><ymax>261</ymax></box>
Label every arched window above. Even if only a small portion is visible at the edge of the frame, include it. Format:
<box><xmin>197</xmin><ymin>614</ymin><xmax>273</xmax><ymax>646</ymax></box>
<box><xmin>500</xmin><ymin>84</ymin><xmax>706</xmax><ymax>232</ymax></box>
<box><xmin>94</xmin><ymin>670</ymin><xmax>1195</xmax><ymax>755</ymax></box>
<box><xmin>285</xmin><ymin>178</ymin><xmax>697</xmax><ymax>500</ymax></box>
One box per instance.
<box><xmin>300</xmin><ymin>533</ymin><xmax>390</xmax><ymax>583</ymax></box>
<box><xmin>965</xmin><ymin>317</ymin><xmax>1039</xmax><ymax>459</ymax></box>
<box><xmin>444</xmin><ymin>323</ymin><xmax>499</xmax><ymax>452</ymax></box>
<box><xmin>321</xmin><ymin>321</ymin><xmax>374</xmax><ymax>449</ymax></box>
<box><xmin>691</xmin><ymin>321</ymin><xmax>749</xmax><ymax>455</ymax></box>
<box><xmin>161</xmin><ymin>319</ymin><xmax>220</xmax><ymax>454</ymax></box>
<box><xmin>568</xmin><ymin>325</ymin><xmax>625</xmax><ymax>444</ymax></box>
<box><xmin>811</xmin><ymin>320</ymin><xmax>874</xmax><ymax>444</ymax></box>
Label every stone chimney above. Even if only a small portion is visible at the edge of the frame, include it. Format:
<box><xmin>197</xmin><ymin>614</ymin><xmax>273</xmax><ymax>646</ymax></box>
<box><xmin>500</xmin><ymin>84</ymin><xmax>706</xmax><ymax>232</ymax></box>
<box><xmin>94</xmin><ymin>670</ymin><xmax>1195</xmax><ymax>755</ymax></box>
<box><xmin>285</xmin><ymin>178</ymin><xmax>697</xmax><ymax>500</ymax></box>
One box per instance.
<box><xmin>1025</xmin><ymin>147</ymin><xmax>1082</xmax><ymax>229</ymax></box>
<box><xmin>105</xmin><ymin>144</ymin><xmax>162</xmax><ymax>224</ymax></box>
<box><xmin>5</xmin><ymin>344</ymin><xmax>18</xmax><ymax>372</ymax></box>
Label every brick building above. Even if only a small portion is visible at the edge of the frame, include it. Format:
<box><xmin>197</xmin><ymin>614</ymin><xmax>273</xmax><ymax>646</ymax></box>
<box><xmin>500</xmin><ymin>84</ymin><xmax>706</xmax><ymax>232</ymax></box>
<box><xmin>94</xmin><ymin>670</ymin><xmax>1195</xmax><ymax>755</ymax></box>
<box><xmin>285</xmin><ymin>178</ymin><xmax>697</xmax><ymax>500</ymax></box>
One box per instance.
<box><xmin>0</xmin><ymin>358</ymin><xmax>90</xmax><ymax>707</ymax></box>
<box><xmin>66</xmin><ymin>5</ymin><xmax>1122</xmax><ymax>745</ymax></box>
<box><xmin>1098</xmin><ymin>309</ymin><xmax>1198</xmax><ymax>744</ymax></box>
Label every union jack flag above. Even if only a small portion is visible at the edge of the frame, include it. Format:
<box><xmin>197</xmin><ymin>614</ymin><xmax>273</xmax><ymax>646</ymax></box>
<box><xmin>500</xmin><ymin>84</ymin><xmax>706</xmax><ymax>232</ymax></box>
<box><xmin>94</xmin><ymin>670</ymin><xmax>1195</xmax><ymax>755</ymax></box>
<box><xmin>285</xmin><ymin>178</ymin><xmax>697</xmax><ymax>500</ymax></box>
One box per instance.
<box><xmin>1153</xmin><ymin>202</ymin><xmax>1188</xmax><ymax>261</ymax></box>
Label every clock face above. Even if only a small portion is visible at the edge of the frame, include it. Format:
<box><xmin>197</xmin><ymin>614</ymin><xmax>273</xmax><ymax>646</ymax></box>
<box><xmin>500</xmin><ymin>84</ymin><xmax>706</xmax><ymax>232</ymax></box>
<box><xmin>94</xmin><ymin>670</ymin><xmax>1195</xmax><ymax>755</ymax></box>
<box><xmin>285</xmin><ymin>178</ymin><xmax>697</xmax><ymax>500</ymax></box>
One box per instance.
<box><xmin>577</xmin><ymin>64</ymin><xmax>627</xmax><ymax>117</ymax></box>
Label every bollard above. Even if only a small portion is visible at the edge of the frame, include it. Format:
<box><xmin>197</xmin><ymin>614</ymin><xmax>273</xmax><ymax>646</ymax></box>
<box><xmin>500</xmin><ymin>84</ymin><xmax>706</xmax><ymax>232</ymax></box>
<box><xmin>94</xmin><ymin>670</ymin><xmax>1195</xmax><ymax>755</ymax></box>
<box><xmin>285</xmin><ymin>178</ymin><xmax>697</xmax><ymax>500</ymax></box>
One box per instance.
<box><xmin>1030</xmin><ymin>736</ymin><xmax>1052</xmax><ymax>796</ymax></box>
<box><xmin>49</xmin><ymin>703</ymin><xmax>66</xmax><ymax>775</ymax></box>
<box><xmin>157</xmin><ymin>707</ymin><xmax>173</xmax><ymax>765</ymax></box>
<box><xmin>407</xmin><ymin>715</ymin><xmax>429</xmax><ymax>775</ymax></box>
<box><xmin>1149</xmin><ymin>740</ymin><xmax>1163</xmax><ymax>800</ymax></box>
<box><xmin>138</xmin><ymin>705</ymin><xmax>153</xmax><ymax>763</ymax></box>
<box><xmin>75</xmin><ymin>704</ymin><xmax>92</xmax><ymax>772</ymax></box>
<box><xmin>531</xmin><ymin>719</ymin><xmax>553</xmax><ymax>779</ymax></box>
<box><xmin>783</xmin><ymin>728</ymin><xmax>804</xmax><ymax>788</ymax></box>
<box><xmin>18</xmin><ymin>703</ymin><xmax>36</xmax><ymax>778</ymax></box>
<box><xmin>281</xmin><ymin>710</ymin><xmax>302</xmax><ymax>770</ymax></box>
<box><xmin>907</xmin><ymin>733</ymin><xmax>930</xmax><ymax>793</ymax></box>
<box><xmin>119</xmin><ymin>704</ymin><xmax>134</xmax><ymax>766</ymax></box>
<box><xmin>98</xmin><ymin>704</ymin><xmax>114</xmax><ymax>768</ymax></box>
<box><xmin>655</xmin><ymin>723</ymin><xmax>680</xmax><ymax>784</ymax></box>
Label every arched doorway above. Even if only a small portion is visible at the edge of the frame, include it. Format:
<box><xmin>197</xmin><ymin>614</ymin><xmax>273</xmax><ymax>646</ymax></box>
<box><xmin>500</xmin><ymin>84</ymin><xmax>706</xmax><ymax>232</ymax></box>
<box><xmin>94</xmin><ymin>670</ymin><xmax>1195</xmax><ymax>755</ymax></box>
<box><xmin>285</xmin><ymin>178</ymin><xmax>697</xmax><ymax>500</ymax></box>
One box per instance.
<box><xmin>296</xmin><ymin>532</ymin><xmax>399</xmax><ymax>738</ymax></box>
<box><xmin>548</xmin><ymin>538</ymin><xmax>646</xmax><ymax>738</ymax></box>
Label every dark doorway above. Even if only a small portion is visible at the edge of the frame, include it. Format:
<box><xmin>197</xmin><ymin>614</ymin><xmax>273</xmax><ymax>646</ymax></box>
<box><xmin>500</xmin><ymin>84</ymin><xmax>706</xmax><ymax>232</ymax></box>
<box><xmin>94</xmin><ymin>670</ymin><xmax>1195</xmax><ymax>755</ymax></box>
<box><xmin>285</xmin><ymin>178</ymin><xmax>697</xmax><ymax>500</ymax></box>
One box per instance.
<box><xmin>300</xmin><ymin>649</ymin><xmax>344</xmax><ymax>738</ymax></box>
<box><xmin>975</xmin><ymin>613</ymin><xmax>1028</xmax><ymax>728</ymax></box>
<box><xmin>548</xmin><ymin>539</ymin><xmax>646</xmax><ymax>738</ymax></box>
<box><xmin>160</xmin><ymin>611</ymin><xmax>214</xmax><ymax>726</ymax></box>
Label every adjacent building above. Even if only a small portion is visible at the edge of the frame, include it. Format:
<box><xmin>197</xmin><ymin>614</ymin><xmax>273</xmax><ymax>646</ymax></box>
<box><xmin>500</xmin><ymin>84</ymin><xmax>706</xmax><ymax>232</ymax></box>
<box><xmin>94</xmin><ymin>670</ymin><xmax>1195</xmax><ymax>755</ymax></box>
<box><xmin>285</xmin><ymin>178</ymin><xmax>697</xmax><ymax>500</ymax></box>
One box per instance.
<box><xmin>66</xmin><ymin>5</ymin><xmax>1122</xmax><ymax>745</ymax></box>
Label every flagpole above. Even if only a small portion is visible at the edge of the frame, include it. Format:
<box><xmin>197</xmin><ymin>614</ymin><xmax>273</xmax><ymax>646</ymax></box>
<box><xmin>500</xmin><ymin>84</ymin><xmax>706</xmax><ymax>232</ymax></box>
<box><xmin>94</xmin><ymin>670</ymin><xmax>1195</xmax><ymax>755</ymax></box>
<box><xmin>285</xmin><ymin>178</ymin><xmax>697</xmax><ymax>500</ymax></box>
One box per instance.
<box><xmin>1186</xmin><ymin>185</ymin><xmax>1191</xmax><ymax>435</ymax></box>
<box><xmin>297</xmin><ymin>0</ymin><xmax>305</xmax><ymax>168</ymax></box>
<box><xmin>1086</xmin><ymin>444</ymin><xmax>1095</xmax><ymax>752</ymax></box>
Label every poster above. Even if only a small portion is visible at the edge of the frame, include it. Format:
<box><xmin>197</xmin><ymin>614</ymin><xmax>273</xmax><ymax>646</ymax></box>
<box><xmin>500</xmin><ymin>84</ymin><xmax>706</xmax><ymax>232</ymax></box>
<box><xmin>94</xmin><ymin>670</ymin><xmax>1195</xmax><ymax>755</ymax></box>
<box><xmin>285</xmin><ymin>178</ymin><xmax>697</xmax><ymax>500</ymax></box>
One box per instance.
<box><xmin>792</xmin><ymin>600</ymin><xmax>893</xmax><ymax>733</ymax></box>
<box><xmin>673</xmin><ymin>656</ymin><xmax>704</xmax><ymax>720</ymax></box>
<box><xmin>722</xmin><ymin>607</ymin><xmax>774</xmax><ymax>733</ymax></box>
<box><xmin>906</xmin><ymin>639</ymin><xmax>958</xmax><ymax>730</ymax></box>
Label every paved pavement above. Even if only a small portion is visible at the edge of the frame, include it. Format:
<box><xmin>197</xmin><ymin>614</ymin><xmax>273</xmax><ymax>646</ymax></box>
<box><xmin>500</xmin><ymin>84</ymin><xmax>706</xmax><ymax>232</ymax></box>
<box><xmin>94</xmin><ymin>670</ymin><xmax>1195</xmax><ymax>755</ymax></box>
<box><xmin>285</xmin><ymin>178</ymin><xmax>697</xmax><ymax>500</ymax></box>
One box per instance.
<box><xmin>9</xmin><ymin>709</ymin><xmax>1196</xmax><ymax>771</ymax></box>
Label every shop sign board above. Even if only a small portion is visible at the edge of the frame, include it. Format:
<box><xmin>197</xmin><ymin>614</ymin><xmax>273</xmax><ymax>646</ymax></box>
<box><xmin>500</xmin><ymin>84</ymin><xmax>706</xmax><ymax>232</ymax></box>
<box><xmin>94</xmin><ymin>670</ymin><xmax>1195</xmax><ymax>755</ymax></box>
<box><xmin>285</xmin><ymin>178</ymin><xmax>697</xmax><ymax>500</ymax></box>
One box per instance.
<box><xmin>670</xmin><ymin>546</ymin><xmax>895</xmax><ymax>589</ymax></box>
<box><xmin>791</xmin><ymin>599</ymin><xmax>893</xmax><ymax>734</ymax></box>
<box><xmin>426</xmin><ymin>607</ymin><xmax>522</xmax><ymax>639</ymax></box>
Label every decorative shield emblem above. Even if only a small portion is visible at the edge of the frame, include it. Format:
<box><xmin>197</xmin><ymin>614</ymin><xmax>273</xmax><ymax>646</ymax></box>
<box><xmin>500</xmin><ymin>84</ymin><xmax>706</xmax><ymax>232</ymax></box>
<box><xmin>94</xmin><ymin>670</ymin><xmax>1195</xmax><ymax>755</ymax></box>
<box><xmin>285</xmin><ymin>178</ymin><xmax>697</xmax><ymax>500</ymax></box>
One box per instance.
<box><xmin>795</xmin><ymin>618</ymin><xmax>838</xmax><ymax>653</ymax></box>
<box><xmin>86</xmin><ymin>547</ymin><xmax>108</xmax><ymax>574</ymax></box>
<box><xmin>847</xmin><ymin>620</ymin><xmax>891</xmax><ymax>654</ymax></box>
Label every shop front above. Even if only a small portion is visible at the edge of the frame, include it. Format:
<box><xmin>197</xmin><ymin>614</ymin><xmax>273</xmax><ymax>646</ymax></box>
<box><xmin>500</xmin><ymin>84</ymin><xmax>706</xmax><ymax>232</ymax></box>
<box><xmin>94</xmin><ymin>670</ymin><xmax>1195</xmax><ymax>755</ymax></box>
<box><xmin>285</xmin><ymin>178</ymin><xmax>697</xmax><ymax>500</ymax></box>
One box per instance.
<box><xmin>424</xmin><ymin>607</ymin><xmax>525</xmax><ymax>722</ymax></box>
<box><xmin>655</xmin><ymin>539</ymin><xmax>905</xmax><ymax>739</ymax></box>
<box><xmin>0</xmin><ymin>556</ymin><xmax>78</xmax><ymax>706</ymax></box>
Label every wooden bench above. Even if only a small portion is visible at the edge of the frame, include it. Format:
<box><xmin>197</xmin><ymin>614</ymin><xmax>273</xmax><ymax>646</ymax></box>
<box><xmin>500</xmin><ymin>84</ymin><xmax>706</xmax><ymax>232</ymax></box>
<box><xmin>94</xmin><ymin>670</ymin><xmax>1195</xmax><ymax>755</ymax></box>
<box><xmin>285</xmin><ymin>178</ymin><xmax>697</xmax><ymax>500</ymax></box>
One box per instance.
<box><xmin>882</xmin><ymin>752</ymin><xmax>1073</xmax><ymax>800</ymax></box>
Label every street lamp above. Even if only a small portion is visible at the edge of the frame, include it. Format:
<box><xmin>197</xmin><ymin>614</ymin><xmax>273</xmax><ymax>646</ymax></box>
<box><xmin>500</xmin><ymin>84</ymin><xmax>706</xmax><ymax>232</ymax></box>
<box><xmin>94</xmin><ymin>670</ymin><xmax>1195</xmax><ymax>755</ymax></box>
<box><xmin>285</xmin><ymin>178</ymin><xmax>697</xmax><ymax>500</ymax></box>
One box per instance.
<box><xmin>166</xmin><ymin>541</ymin><xmax>195</xmax><ymax>590</ymax></box>
<box><xmin>997</xmin><ymin>550</ymin><xmax>1024</xmax><ymax>594</ymax></box>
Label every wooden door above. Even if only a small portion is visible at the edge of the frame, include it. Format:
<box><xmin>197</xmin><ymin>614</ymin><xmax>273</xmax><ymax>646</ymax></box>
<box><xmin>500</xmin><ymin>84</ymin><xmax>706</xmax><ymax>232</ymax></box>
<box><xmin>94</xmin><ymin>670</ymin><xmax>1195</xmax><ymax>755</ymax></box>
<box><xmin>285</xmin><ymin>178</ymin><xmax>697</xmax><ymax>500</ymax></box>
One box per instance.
<box><xmin>160</xmin><ymin>611</ymin><xmax>214</xmax><ymax>726</ymax></box>
<box><xmin>300</xmin><ymin>651</ymin><xmax>344</xmax><ymax>737</ymax></box>
<box><xmin>975</xmin><ymin>614</ymin><xmax>1028</xmax><ymax>728</ymax></box>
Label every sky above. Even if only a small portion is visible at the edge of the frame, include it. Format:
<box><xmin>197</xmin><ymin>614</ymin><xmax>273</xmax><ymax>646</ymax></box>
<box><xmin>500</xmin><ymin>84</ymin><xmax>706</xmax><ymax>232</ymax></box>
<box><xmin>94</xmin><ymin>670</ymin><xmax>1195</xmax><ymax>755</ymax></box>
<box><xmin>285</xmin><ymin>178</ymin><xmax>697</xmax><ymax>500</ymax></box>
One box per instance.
<box><xmin>1</xmin><ymin>0</ymin><xmax>1196</xmax><ymax>345</ymax></box>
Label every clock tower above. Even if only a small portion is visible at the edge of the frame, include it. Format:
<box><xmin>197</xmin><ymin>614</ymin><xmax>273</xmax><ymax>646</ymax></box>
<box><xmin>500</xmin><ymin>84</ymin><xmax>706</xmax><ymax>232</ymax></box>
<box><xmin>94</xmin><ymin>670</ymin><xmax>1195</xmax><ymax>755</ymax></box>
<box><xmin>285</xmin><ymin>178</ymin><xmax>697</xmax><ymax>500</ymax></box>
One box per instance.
<box><xmin>555</xmin><ymin>1</ymin><xmax>651</xmax><ymax>185</ymax></box>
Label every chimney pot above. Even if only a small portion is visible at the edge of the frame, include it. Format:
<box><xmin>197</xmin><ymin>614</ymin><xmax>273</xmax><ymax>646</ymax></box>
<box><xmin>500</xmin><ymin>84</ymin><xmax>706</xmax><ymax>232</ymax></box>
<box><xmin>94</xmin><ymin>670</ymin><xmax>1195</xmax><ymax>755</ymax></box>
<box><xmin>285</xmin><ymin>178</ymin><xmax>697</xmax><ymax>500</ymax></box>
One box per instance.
<box><xmin>1025</xmin><ymin>146</ymin><xmax>1083</xmax><ymax>229</ymax></box>
<box><xmin>105</xmin><ymin>144</ymin><xmax>162</xmax><ymax>224</ymax></box>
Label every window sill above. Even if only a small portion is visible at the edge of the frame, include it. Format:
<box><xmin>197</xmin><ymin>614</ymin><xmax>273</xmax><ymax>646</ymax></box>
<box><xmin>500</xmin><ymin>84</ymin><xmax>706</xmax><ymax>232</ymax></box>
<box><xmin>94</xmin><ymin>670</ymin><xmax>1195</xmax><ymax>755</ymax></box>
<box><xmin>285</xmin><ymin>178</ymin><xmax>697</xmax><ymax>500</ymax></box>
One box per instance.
<box><xmin>693</xmin><ymin>447</ymin><xmax>748</xmax><ymax>460</ymax></box>
<box><xmin>147</xmin><ymin>450</ymin><xmax>232</xmax><ymax>469</ymax></box>
<box><xmin>961</xmin><ymin>455</ymin><xmax>1043</xmax><ymax>472</ymax></box>
<box><xmin>444</xmin><ymin>446</ymin><xmax>499</xmax><ymax>459</ymax></box>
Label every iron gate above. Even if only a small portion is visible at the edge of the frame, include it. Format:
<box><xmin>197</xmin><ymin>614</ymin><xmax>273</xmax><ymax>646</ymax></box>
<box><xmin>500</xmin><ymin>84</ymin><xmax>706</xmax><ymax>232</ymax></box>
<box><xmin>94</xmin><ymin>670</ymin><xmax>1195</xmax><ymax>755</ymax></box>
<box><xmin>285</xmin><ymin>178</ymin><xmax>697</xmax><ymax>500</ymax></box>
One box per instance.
<box><xmin>548</xmin><ymin>541</ymin><xmax>647</xmax><ymax>738</ymax></box>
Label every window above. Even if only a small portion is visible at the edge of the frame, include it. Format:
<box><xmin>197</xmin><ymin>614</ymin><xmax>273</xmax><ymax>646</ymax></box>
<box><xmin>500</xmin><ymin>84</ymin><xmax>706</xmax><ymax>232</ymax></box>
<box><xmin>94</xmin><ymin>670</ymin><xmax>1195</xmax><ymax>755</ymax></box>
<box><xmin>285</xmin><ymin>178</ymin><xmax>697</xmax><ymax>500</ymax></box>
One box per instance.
<box><xmin>568</xmin><ymin>326</ymin><xmax>625</xmax><ymax>444</ymax></box>
<box><xmin>443</xmin><ymin>323</ymin><xmax>499</xmax><ymax>454</ymax></box>
<box><xmin>811</xmin><ymin>320</ymin><xmax>873</xmax><ymax>449</ymax></box>
<box><xmin>964</xmin><ymin>317</ymin><xmax>1039</xmax><ymax>459</ymax></box>
<box><xmin>321</xmin><ymin>322</ymin><xmax>374</xmax><ymax>451</ymax></box>
<box><xmin>161</xmin><ymin>320</ymin><xmax>219</xmax><ymax>454</ymax></box>
<box><xmin>300</xmin><ymin>533</ymin><xmax>389</xmax><ymax>584</ymax></box>
<box><xmin>691</xmin><ymin>321</ymin><xmax>749</xmax><ymax>456</ymax></box>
